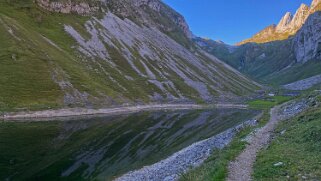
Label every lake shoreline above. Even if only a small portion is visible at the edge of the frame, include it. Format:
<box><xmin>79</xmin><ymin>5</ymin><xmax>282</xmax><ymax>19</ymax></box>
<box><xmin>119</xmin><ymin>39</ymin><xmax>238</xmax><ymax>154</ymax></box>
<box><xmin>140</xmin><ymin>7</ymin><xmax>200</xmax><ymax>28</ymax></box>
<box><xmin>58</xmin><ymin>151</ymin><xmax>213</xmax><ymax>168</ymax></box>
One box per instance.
<box><xmin>1</xmin><ymin>103</ymin><xmax>248</xmax><ymax>120</ymax></box>
<box><xmin>115</xmin><ymin>118</ymin><xmax>259</xmax><ymax>181</ymax></box>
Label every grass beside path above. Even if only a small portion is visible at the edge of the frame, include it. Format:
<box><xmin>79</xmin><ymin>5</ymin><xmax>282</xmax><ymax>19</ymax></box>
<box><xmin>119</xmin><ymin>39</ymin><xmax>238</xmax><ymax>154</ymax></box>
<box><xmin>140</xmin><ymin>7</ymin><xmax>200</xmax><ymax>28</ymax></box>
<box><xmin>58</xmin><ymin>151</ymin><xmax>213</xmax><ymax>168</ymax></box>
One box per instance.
<box><xmin>248</xmin><ymin>96</ymin><xmax>292</xmax><ymax>110</ymax></box>
<box><xmin>180</xmin><ymin>111</ymin><xmax>269</xmax><ymax>181</ymax></box>
<box><xmin>253</xmin><ymin>104</ymin><xmax>321</xmax><ymax>180</ymax></box>
<box><xmin>181</xmin><ymin>95</ymin><xmax>298</xmax><ymax>181</ymax></box>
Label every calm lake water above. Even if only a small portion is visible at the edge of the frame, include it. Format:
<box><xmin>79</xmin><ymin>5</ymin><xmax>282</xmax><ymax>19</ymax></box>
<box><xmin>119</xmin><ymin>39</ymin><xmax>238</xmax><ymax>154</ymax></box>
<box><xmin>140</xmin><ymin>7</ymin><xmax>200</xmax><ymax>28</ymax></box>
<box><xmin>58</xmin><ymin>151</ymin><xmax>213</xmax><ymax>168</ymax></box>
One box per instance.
<box><xmin>0</xmin><ymin>108</ymin><xmax>259</xmax><ymax>181</ymax></box>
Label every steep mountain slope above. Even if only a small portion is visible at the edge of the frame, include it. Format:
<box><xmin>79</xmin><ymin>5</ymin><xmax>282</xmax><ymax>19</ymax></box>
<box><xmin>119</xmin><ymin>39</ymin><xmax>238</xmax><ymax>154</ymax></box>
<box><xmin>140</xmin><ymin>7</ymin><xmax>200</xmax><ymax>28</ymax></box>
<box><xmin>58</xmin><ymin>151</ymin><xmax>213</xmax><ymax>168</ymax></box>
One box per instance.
<box><xmin>293</xmin><ymin>11</ymin><xmax>321</xmax><ymax>62</ymax></box>
<box><xmin>198</xmin><ymin>0</ymin><xmax>321</xmax><ymax>87</ymax></box>
<box><xmin>0</xmin><ymin>0</ymin><xmax>259</xmax><ymax>112</ymax></box>
<box><xmin>36</xmin><ymin>0</ymin><xmax>194</xmax><ymax>47</ymax></box>
<box><xmin>195</xmin><ymin>37</ymin><xmax>295</xmax><ymax>84</ymax></box>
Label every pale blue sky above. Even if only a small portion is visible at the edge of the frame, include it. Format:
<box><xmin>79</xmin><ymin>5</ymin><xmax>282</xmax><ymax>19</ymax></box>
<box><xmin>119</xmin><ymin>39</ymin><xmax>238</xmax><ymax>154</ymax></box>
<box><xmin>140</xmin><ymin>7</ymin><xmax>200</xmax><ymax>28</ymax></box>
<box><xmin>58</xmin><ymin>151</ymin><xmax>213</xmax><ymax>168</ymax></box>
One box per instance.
<box><xmin>163</xmin><ymin>0</ymin><xmax>312</xmax><ymax>44</ymax></box>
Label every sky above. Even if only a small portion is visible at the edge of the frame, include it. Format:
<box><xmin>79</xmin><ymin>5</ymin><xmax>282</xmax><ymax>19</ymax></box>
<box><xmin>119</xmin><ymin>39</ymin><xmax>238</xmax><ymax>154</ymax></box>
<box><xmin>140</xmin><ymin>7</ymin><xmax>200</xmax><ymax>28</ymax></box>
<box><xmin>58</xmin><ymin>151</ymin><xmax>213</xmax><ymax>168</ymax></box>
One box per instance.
<box><xmin>162</xmin><ymin>0</ymin><xmax>312</xmax><ymax>44</ymax></box>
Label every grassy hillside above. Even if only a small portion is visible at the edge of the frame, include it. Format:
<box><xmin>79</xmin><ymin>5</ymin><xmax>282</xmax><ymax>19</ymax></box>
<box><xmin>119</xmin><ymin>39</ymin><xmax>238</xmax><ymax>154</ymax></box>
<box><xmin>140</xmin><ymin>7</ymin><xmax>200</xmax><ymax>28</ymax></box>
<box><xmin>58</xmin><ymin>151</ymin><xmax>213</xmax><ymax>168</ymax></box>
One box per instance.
<box><xmin>197</xmin><ymin>38</ymin><xmax>321</xmax><ymax>86</ymax></box>
<box><xmin>238</xmin><ymin>26</ymin><xmax>293</xmax><ymax>45</ymax></box>
<box><xmin>0</xmin><ymin>1</ymin><xmax>259</xmax><ymax>112</ymax></box>
<box><xmin>0</xmin><ymin>1</ymin><xmax>121</xmax><ymax>111</ymax></box>
<box><xmin>264</xmin><ymin>59</ymin><xmax>321</xmax><ymax>85</ymax></box>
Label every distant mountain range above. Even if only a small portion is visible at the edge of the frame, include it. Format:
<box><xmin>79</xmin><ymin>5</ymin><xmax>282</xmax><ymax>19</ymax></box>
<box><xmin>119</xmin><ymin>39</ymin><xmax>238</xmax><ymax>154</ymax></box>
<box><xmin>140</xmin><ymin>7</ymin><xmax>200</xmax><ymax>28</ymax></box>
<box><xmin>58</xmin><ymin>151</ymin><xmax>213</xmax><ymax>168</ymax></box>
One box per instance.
<box><xmin>197</xmin><ymin>0</ymin><xmax>321</xmax><ymax>88</ymax></box>
<box><xmin>239</xmin><ymin>0</ymin><xmax>321</xmax><ymax>45</ymax></box>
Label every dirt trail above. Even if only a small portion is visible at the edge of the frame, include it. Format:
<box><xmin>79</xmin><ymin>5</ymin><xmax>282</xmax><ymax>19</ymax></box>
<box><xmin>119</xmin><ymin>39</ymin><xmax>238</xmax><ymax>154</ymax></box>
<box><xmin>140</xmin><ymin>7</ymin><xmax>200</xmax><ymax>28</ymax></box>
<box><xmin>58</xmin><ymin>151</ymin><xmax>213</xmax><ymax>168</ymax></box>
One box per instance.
<box><xmin>227</xmin><ymin>103</ymin><xmax>296</xmax><ymax>181</ymax></box>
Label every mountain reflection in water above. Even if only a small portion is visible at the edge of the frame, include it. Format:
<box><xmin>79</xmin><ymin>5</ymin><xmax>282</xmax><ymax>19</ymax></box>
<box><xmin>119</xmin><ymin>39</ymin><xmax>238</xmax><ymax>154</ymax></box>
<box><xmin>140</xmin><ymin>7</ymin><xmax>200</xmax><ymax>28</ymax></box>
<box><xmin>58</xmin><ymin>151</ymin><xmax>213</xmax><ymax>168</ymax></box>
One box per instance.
<box><xmin>0</xmin><ymin>108</ymin><xmax>259</xmax><ymax>181</ymax></box>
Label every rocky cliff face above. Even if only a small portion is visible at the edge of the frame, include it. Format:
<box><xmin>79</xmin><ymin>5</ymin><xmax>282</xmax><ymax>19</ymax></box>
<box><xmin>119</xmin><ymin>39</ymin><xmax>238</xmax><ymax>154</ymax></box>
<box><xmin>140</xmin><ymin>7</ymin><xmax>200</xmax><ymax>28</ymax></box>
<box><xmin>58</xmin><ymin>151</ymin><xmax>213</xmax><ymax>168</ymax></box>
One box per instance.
<box><xmin>288</xmin><ymin>4</ymin><xmax>310</xmax><ymax>33</ymax></box>
<box><xmin>311</xmin><ymin>0</ymin><xmax>321</xmax><ymax>9</ymax></box>
<box><xmin>36</xmin><ymin>0</ymin><xmax>100</xmax><ymax>15</ymax></box>
<box><xmin>36</xmin><ymin>0</ymin><xmax>193</xmax><ymax>43</ymax></box>
<box><xmin>237</xmin><ymin>0</ymin><xmax>321</xmax><ymax>63</ymax></box>
<box><xmin>293</xmin><ymin>11</ymin><xmax>321</xmax><ymax>62</ymax></box>
<box><xmin>276</xmin><ymin>12</ymin><xmax>293</xmax><ymax>33</ymax></box>
<box><xmin>107</xmin><ymin>0</ymin><xmax>193</xmax><ymax>41</ymax></box>
<box><xmin>239</xmin><ymin>0</ymin><xmax>319</xmax><ymax>45</ymax></box>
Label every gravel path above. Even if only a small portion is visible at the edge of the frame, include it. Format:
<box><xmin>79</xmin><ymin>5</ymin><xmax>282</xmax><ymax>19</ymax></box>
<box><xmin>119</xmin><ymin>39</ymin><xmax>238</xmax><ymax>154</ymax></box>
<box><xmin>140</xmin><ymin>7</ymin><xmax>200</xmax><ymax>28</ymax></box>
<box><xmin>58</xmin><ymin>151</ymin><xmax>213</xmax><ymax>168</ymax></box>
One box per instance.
<box><xmin>227</xmin><ymin>101</ymin><xmax>308</xmax><ymax>181</ymax></box>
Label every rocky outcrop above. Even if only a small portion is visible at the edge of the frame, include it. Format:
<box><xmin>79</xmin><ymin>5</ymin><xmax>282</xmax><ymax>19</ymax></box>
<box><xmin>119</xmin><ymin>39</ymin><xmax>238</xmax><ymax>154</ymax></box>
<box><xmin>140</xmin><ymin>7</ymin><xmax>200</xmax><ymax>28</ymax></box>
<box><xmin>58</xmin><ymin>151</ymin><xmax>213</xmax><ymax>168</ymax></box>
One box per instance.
<box><xmin>293</xmin><ymin>11</ymin><xmax>321</xmax><ymax>62</ymax></box>
<box><xmin>108</xmin><ymin>0</ymin><xmax>193</xmax><ymax>39</ymax></box>
<box><xmin>134</xmin><ymin>0</ymin><xmax>162</xmax><ymax>12</ymax></box>
<box><xmin>36</xmin><ymin>0</ymin><xmax>193</xmax><ymax>42</ymax></box>
<box><xmin>238</xmin><ymin>0</ymin><xmax>321</xmax><ymax>63</ymax></box>
<box><xmin>276</xmin><ymin>12</ymin><xmax>293</xmax><ymax>33</ymax></box>
<box><xmin>289</xmin><ymin>4</ymin><xmax>310</xmax><ymax>33</ymax></box>
<box><xmin>311</xmin><ymin>0</ymin><xmax>321</xmax><ymax>10</ymax></box>
<box><xmin>139</xmin><ymin>0</ymin><xmax>192</xmax><ymax>38</ymax></box>
<box><xmin>36</xmin><ymin>0</ymin><xmax>99</xmax><ymax>15</ymax></box>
